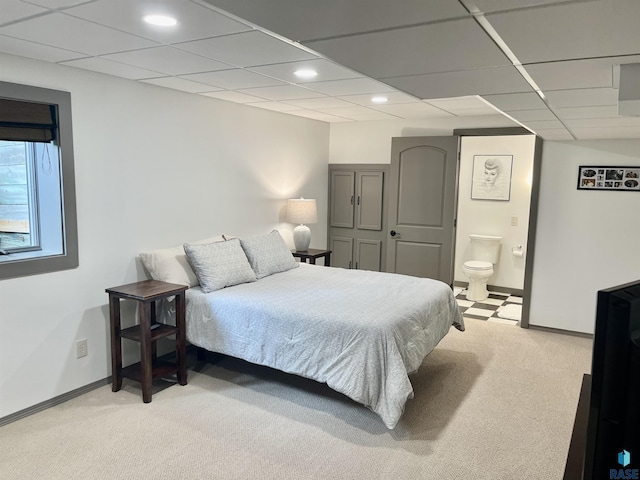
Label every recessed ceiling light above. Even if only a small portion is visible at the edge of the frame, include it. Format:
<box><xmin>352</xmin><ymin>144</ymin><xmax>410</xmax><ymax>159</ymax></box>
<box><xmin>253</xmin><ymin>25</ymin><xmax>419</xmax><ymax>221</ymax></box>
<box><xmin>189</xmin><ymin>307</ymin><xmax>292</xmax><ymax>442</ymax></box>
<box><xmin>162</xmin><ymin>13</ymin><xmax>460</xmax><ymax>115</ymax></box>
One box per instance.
<box><xmin>294</xmin><ymin>69</ymin><xmax>318</xmax><ymax>79</ymax></box>
<box><xmin>371</xmin><ymin>96</ymin><xmax>389</xmax><ymax>104</ymax></box>
<box><xmin>143</xmin><ymin>15</ymin><xmax>178</xmax><ymax>27</ymax></box>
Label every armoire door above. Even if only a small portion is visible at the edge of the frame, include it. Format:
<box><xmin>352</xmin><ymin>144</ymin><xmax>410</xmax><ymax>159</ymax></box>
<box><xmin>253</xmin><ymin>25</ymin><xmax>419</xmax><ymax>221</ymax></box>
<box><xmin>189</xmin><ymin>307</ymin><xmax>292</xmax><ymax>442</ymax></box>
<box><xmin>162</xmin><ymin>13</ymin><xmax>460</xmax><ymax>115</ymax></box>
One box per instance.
<box><xmin>330</xmin><ymin>170</ymin><xmax>355</xmax><ymax>228</ymax></box>
<box><xmin>356</xmin><ymin>171</ymin><xmax>384</xmax><ymax>231</ymax></box>
<box><xmin>330</xmin><ymin>236</ymin><xmax>354</xmax><ymax>269</ymax></box>
<box><xmin>386</xmin><ymin>136</ymin><xmax>459</xmax><ymax>285</ymax></box>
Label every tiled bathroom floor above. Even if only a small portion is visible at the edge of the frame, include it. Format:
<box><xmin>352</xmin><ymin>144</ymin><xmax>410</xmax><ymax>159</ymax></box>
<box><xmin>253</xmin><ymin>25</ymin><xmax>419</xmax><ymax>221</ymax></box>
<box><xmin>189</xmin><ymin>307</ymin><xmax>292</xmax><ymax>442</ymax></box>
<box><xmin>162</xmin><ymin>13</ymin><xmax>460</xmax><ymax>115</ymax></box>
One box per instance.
<box><xmin>454</xmin><ymin>287</ymin><xmax>523</xmax><ymax>326</ymax></box>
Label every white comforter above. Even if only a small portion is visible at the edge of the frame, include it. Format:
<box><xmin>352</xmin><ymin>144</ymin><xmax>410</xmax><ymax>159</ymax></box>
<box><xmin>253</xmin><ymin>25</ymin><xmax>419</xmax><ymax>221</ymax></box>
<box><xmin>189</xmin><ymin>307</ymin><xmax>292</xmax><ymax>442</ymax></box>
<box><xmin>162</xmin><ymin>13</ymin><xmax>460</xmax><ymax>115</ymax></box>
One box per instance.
<box><xmin>185</xmin><ymin>263</ymin><xmax>464</xmax><ymax>429</ymax></box>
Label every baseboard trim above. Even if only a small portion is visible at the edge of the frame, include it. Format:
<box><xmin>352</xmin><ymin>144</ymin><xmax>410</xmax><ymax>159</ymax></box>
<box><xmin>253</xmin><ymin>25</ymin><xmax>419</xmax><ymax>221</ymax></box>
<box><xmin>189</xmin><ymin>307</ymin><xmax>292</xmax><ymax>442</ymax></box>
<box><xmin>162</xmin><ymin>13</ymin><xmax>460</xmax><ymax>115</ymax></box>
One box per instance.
<box><xmin>0</xmin><ymin>377</ymin><xmax>110</xmax><ymax>427</ymax></box>
<box><xmin>529</xmin><ymin>324</ymin><xmax>594</xmax><ymax>339</ymax></box>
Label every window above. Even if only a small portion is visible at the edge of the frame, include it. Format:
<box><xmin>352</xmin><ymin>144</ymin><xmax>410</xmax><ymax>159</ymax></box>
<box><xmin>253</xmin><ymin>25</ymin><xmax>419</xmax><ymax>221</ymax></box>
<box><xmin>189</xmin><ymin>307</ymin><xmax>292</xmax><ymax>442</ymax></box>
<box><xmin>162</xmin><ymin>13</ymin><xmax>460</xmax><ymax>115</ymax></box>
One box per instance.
<box><xmin>0</xmin><ymin>82</ymin><xmax>78</xmax><ymax>280</ymax></box>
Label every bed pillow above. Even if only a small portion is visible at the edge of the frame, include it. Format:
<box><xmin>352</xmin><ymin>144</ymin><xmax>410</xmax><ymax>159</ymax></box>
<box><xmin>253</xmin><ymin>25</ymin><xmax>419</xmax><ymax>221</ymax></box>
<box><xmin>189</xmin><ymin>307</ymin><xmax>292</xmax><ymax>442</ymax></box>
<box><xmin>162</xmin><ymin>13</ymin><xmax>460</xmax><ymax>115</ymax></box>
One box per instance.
<box><xmin>139</xmin><ymin>236</ymin><xmax>225</xmax><ymax>287</ymax></box>
<box><xmin>240</xmin><ymin>230</ymin><xmax>298</xmax><ymax>279</ymax></box>
<box><xmin>183</xmin><ymin>238</ymin><xmax>257</xmax><ymax>293</ymax></box>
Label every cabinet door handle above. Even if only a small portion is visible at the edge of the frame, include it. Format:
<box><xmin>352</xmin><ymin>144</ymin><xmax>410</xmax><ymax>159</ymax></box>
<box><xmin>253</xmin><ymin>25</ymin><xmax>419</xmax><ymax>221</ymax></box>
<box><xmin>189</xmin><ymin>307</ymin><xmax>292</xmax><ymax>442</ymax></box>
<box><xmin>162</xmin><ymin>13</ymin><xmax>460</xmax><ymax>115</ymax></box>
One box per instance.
<box><xmin>355</xmin><ymin>262</ymin><xmax>359</xmax><ymax>269</ymax></box>
<box><xmin>348</xmin><ymin>260</ymin><xmax>352</xmax><ymax>269</ymax></box>
<box><xmin>350</xmin><ymin>195</ymin><xmax>354</xmax><ymax>205</ymax></box>
<box><xmin>357</xmin><ymin>196</ymin><xmax>360</xmax><ymax>205</ymax></box>
<box><xmin>390</xmin><ymin>230</ymin><xmax>397</xmax><ymax>237</ymax></box>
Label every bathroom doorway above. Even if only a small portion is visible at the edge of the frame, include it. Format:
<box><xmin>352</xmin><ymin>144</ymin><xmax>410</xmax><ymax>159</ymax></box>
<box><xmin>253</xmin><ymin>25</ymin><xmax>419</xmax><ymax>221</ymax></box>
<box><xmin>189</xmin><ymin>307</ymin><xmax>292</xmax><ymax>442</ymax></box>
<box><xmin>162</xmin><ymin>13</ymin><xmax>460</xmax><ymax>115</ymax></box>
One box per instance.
<box><xmin>452</xmin><ymin>129</ymin><xmax>542</xmax><ymax>328</ymax></box>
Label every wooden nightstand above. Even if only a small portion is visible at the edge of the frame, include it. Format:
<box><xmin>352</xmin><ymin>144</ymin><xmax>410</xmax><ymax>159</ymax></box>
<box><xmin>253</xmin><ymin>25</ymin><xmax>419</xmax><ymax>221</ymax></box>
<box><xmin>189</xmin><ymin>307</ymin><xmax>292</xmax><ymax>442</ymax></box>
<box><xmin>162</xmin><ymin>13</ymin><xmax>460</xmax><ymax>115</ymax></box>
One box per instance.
<box><xmin>106</xmin><ymin>280</ymin><xmax>188</xmax><ymax>403</ymax></box>
<box><xmin>292</xmin><ymin>248</ymin><xmax>332</xmax><ymax>266</ymax></box>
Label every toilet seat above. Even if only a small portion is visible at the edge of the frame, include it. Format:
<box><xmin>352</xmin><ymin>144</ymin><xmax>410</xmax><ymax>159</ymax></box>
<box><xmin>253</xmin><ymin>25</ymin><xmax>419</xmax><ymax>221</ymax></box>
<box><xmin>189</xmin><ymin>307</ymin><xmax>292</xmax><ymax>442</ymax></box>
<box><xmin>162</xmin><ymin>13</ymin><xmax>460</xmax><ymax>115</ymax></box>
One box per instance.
<box><xmin>463</xmin><ymin>260</ymin><xmax>493</xmax><ymax>271</ymax></box>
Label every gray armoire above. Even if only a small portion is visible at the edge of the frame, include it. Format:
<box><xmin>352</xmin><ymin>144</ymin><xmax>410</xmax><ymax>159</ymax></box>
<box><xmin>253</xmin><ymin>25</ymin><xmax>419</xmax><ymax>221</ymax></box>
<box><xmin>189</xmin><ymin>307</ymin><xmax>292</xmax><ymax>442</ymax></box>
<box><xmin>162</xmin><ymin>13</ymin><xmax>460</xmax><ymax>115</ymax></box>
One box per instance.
<box><xmin>327</xmin><ymin>164</ymin><xmax>389</xmax><ymax>271</ymax></box>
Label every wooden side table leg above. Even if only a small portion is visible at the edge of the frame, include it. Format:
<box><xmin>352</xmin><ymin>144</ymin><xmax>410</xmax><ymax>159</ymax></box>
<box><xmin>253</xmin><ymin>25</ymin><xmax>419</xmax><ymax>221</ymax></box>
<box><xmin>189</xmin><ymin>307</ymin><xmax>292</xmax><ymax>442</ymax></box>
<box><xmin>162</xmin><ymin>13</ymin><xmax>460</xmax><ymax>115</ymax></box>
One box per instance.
<box><xmin>139</xmin><ymin>301</ymin><xmax>153</xmax><ymax>403</ymax></box>
<box><xmin>150</xmin><ymin>300</ymin><xmax>157</xmax><ymax>361</ymax></box>
<box><xmin>309</xmin><ymin>257</ymin><xmax>317</xmax><ymax>265</ymax></box>
<box><xmin>109</xmin><ymin>295</ymin><xmax>123</xmax><ymax>392</ymax></box>
<box><xmin>175</xmin><ymin>292</ymin><xmax>187</xmax><ymax>386</ymax></box>
<box><xmin>325</xmin><ymin>252</ymin><xmax>331</xmax><ymax>266</ymax></box>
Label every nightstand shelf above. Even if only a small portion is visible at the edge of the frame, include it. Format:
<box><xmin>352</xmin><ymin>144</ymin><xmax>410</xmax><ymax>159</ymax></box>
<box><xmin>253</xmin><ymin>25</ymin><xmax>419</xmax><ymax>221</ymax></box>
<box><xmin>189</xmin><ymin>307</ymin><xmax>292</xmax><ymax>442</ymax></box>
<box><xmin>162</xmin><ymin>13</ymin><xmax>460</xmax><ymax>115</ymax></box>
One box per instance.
<box><xmin>106</xmin><ymin>280</ymin><xmax>188</xmax><ymax>403</ymax></box>
<box><xmin>120</xmin><ymin>323</ymin><xmax>177</xmax><ymax>343</ymax></box>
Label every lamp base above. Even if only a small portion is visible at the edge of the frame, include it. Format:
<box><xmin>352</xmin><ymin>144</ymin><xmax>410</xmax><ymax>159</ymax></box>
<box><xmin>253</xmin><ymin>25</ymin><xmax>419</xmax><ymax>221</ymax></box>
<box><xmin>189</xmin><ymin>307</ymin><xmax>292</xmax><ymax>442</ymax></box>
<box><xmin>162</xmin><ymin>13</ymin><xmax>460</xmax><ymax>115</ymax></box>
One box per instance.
<box><xmin>293</xmin><ymin>224</ymin><xmax>311</xmax><ymax>252</ymax></box>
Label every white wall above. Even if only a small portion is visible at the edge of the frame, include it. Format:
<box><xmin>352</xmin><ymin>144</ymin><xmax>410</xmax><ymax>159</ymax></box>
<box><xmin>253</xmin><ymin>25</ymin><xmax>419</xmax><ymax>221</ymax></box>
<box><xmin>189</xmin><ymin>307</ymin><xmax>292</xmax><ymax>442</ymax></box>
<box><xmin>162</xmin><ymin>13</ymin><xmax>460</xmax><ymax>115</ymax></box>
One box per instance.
<box><xmin>0</xmin><ymin>54</ymin><xmax>329</xmax><ymax>418</ymax></box>
<box><xmin>329</xmin><ymin>115</ymin><xmax>518</xmax><ymax>164</ymax></box>
<box><xmin>529</xmin><ymin>139</ymin><xmax>640</xmax><ymax>334</ymax></box>
<box><xmin>455</xmin><ymin>135</ymin><xmax>536</xmax><ymax>291</ymax></box>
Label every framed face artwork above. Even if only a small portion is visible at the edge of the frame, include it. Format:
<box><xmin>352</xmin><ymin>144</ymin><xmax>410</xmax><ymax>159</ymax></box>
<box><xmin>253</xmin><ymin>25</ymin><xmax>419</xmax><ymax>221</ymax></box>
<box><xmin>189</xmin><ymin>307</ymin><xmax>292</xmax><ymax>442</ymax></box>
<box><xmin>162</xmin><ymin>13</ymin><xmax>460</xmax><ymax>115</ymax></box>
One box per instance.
<box><xmin>471</xmin><ymin>155</ymin><xmax>514</xmax><ymax>201</ymax></box>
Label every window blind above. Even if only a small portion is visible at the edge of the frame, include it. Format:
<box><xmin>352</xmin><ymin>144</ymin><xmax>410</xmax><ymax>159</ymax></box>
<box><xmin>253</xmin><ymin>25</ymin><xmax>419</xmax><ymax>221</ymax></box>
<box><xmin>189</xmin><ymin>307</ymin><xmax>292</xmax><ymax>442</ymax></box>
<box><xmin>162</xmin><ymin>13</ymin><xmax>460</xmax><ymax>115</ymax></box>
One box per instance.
<box><xmin>0</xmin><ymin>98</ymin><xmax>57</xmax><ymax>142</ymax></box>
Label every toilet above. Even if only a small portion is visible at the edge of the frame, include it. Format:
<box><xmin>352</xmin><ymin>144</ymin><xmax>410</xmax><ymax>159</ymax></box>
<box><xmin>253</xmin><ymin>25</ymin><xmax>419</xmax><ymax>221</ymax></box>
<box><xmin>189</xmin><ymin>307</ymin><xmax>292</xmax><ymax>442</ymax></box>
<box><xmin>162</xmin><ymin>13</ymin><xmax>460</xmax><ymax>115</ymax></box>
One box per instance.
<box><xmin>462</xmin><ymin>234</ymin><xmax>502</xmax><ymax>302</ymax></box>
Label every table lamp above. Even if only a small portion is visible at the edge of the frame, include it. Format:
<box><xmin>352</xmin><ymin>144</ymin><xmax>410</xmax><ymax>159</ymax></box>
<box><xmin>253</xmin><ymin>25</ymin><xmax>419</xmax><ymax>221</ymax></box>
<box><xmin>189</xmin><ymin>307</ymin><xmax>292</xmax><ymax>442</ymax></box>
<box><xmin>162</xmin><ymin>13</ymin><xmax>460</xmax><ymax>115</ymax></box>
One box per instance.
<box><xmin>286</xmin><ymin>198</ymin><xmax>317</xmax><ymax>252</ymax></box>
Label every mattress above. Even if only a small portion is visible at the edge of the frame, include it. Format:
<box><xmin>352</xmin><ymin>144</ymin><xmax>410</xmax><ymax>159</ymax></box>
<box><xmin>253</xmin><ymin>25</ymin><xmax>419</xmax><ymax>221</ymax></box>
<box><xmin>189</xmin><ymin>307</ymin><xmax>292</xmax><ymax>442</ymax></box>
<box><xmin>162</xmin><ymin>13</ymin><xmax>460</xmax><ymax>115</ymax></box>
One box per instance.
<box><xmin>183</xmin><ymin>263</ymin><xmax>464</xmax><ymax>428</ymax></box>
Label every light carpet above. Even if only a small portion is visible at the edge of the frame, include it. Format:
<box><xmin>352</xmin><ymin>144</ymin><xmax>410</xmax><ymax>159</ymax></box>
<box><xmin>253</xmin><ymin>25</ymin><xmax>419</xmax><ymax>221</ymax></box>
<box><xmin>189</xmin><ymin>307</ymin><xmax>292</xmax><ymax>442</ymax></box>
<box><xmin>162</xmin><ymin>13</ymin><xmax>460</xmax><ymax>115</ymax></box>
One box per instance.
<box><xmin>0</xmin><ymin>319</ymin><xmax>592</xmax><ymax>480</ymax></box>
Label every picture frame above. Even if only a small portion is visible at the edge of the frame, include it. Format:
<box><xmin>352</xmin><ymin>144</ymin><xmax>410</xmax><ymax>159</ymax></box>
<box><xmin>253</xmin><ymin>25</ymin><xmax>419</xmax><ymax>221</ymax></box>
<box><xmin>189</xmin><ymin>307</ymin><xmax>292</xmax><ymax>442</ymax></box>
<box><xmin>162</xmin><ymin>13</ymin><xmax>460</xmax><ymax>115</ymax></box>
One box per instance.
<box><xmin>577</xmin><ymin>166</ymin><xmax>640</xmax><ymax>191</ymax></box>
<box><xmin>471</xmin><ymin>155</ymin><xmax>513</xmax><ymax>201</ymax></box>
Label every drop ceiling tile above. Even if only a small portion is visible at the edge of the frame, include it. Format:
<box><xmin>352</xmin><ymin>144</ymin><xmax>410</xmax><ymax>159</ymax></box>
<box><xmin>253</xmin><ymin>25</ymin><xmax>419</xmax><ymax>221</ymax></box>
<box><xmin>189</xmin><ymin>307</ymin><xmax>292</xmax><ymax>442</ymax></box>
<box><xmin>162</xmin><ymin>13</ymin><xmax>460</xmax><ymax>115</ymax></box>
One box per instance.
<box><xmin>249</xmin><ymin>102</ymin><xmax>304</xmax><ymax>112</ymax></box>
<box><xmin>176</xmin><ymin>31</ymin><xmax>317</xmax><ymax>68</ymax></box>
<box><xmin>141</xmin><ymin>76</ymin><xmax>220</xmax><ymax>93</ymax></box>
<box><xmin>570</xmin><ymin>126</ymin><xmax>640</xmax><ymax>140</ymax></box>
<box><xmin>473</xmin><ymin>0</ymin><xmax>572</xmax><ymax>13</ymax></box>
<box><xmin>283</xmin><ymin>97</ymin><xmax>357</xmax><ymax>110</ymax></box>
<box><xmin>544</xmin><ymin>88</ymin><xmax>618</xmax><ymax>109</ymax></box>
<box><xmin>0</xmin><ymin>0</ymin><xmax>47</xmax><ymax>26</ymax></box>
<box><xmin>102</xmin><ymin>46</ymin><xmax>230</xmax><ymax>76</ymax></box>
<box><xmin>444</xmin><ymin>107</ymin><xmax>503</xmax><ymax>117</ymax></box>
<box><xmin>239</xmin><ymin>85</ymin><xmax>326</xmax><ymax>101</ymax></box>
<box><xmin>65</xmin><ymin>0</ymin><xmax>250</xmax><ymax>44</ymax></box>
<box><xmin>424</xmin><ymin>96</ymin><xmax>499</xmax><ymax>116</ymax></box>
<box><xmin>507</xmin><ymin>109</ymin><xmax>557</xmax><ymax>122</ymax></box>
<box><xmin>304</xmin><ymin>18</ymin><xmax>510</xmax><ymax>79</ymax></box>
<box><xmin>424</xmin><ymin>96</ymin><xmax>490</xmax><ymax>110</ymax></box>
<box><xmin>564</xmin><ymin>117</ymin><xmax>640</xmax><ymax>129</ymax></box>
<box><xmin>337</xmin><ymin>91</ymin><xmax>420</xmax><ymax>106</ymax></box>
<box><xmin>24</xmin><ymin>0</ymin><xmax>90</xmax><ymax>7</ymax></box>
<box><xmin>551</xmin><ymin>105</ymin><xmax>620</xmax><ymax>120</ymax></box>
<box><xmin>487</xmin><ymin>0</ymin><xmax>640</xmax><ymax>63</ymax></box>
<box><xmin>383</xmin><ymin>66</ymin><xmax>532</xmax><ymax>100</ymax></box>
<box><xmin>61</xmin><ymin>57</ymin><xmax>164</xmax><ymax>79</ymax></box>
<box><xmin>370</xmin><ymin>103</ymin><xmax>455</xmax><ymax>119</ymax></box>
<box><xmin>303</xmin><ymin>78</ymin><xmax>395</xmax><ymax>96</ymax></box>
<box><xmin>0</xmin><ymin>12</ymin><xmax>157</xmax><ymax>56</ymax></box>
<box><xmin>0</xmin><ymin>34</ymin><xmax>84</xmax><ymax>62</ymax></box>
<box><xmin>287</xmin><ymin>109</ymin><xmax>352</xmax><ymax>122</ymax></box>
<box><xmin>202</xmin><ymin>0</ymin><xmax>468</xmax><ymax>42</ymax></box>
<box><xmin>312</xmin><ymin>105</ymin><xmax>402</xmax><ymax>121</ymax></box>
<box><xmin>200</xmin><ymin>90</ymin><xmax>266</xmax><ymax>103</ymax></box>
<box><xmin>182</xmin><ymin>69</ymin><xmax>284</xmax><ymax>89</ymax></box>
<box><xmin>248</xmin><ymin>59</ymin><xmax>361</xmax><ymax>84</ymax></box>
<box><xmin>331</xmin><ymin>111</ymin><xmax>402</xmax><ymax>121</ymax></box>
<box><xmin>532</xmin><ymin>128</ymin><xmax>575</xmax><ymax>140</ymax></box>
<box><xmin>482</xmin><ymin>92</ymin><xmax>547</xmax><ymax>111</ymax></box>
<box><xmin>519</xmin><ymin>119</ymin><xmax>565</xmax><ymax>130</ymax></box>
<box><xmin>523</xmin><ymin>58</ymin><xmax>640</xmax><ymax>91</ymax></box>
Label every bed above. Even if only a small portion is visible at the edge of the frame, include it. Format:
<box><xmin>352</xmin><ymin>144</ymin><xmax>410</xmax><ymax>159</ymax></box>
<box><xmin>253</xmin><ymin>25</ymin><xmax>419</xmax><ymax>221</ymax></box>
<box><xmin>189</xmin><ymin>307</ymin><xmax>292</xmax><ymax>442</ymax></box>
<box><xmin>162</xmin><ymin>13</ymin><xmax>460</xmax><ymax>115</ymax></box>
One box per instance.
<box><xmin>142</xmin><ymin>231</ymin><xmax>464</xmax><ymax>429</ymax></box>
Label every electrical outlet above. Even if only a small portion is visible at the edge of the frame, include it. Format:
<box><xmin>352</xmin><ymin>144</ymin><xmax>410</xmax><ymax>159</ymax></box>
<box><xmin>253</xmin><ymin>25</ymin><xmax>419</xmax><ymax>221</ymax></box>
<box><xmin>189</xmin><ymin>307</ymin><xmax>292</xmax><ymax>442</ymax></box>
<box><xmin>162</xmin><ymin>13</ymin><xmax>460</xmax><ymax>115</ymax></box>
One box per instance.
<box><xmin>76</xmin><ymin>338</ymin><xmax>88</xmax><ymax>358</ymax></box>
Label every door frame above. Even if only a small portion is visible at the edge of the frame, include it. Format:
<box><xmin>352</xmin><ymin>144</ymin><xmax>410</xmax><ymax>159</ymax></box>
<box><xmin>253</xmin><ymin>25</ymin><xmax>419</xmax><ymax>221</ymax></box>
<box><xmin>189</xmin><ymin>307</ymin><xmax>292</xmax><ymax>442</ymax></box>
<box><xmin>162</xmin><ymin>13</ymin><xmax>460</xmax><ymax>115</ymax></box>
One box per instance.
<box><xmin>453</xmin><ymin>127</ymin><xmax>542</xmax><ymax>329</ymax></box>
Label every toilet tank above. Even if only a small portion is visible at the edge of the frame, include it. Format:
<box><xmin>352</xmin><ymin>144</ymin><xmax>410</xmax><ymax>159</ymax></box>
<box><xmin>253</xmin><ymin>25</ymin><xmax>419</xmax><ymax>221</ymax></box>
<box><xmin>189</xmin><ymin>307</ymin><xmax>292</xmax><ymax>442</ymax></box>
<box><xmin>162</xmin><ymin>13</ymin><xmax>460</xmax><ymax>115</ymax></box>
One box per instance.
<box><xmin>469</xmin><ymin>234</ymin><xmax>503</xmax><ymax>264</ymax></box>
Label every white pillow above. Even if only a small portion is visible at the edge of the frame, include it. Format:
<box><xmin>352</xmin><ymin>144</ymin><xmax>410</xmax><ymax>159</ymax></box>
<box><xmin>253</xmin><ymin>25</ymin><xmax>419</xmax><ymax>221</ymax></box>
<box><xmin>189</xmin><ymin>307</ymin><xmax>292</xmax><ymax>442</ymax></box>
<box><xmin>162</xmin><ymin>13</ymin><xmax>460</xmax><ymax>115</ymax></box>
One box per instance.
<box><xmin>240</xmin><ymin>230</ymin><xmax>298</xmax><ymax>279</ymax></box>
<box><xmin>139</xmin><ymin>236</ymin><xmax>224</xmax><ymax>287</ymax></box>
<box><xmin>183</xmin><ymin>238</ymin><xmax>257</xmax><ymax>293</ymax></box>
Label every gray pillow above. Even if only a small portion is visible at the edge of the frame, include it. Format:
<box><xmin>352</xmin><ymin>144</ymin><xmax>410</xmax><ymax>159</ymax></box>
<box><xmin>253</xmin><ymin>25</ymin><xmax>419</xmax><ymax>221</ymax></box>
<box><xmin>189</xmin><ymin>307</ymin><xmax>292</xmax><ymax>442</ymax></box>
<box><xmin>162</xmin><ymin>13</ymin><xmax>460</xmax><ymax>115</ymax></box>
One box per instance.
<box><xmin>240</xmin><ymin>230</ymin><xmax>298</xmax><ymax>279</ymax></box>
<box><xmin>183</xmin><ymin>238</ymin><xmax>256</xmax><ymax>293</ymax></box>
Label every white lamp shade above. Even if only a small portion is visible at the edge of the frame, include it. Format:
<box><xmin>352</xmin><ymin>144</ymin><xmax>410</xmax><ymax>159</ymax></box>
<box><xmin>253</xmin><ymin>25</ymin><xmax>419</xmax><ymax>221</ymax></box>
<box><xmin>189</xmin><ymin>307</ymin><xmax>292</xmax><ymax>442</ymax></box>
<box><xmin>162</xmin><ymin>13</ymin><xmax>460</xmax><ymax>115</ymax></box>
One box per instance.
<box><xmin>286</xmin><ymin>198</ymin><xmax>317</xmax><ymax>224</ymax></box>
